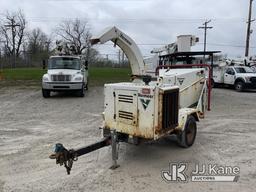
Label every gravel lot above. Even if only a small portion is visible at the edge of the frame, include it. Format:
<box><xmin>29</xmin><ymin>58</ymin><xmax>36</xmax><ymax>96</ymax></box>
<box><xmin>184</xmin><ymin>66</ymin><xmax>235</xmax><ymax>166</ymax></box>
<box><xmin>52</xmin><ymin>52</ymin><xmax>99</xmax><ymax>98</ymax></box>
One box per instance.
<box><xmin>0</xmin><ymin>86</ymin><xmax>255</xmax><ymax>192</ymax></box>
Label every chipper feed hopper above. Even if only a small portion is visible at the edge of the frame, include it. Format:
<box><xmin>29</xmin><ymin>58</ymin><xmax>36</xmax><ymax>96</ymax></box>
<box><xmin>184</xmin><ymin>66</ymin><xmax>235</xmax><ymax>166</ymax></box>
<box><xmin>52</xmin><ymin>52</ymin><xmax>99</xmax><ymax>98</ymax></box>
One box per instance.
<box><xmin>49</xmin><ymin>27</ymin><xmax>211</xmax><ymax>174</ymax></box>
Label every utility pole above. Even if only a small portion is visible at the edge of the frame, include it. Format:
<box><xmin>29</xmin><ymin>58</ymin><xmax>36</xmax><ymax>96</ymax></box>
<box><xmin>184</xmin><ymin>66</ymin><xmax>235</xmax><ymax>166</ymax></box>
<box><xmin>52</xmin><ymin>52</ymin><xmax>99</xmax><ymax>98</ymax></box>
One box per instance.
<box><xmin>4</xmin><ymin>19</ymin><xmax>20</xmax><ymax>68</ymax></box>
<box><xmin>198</xmin><ymin>20</ymin><xmax>213</xmax><ymax>56</ymax></box>
<box><xmin>245</xmin><ymin>0</ymin><xmax>255</xmax><ymax>57</ymax></box>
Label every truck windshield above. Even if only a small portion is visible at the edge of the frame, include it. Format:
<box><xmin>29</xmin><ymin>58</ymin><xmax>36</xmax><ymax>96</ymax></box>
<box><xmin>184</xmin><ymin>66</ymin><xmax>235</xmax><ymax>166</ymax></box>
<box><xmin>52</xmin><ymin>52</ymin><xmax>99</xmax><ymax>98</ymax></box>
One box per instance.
<box><xmin>48</xmin><ymin>57</ymin><xmax>80</xmax><ymax>70</ymax></box>
<box><xmin>234</xmin><ymin>67</ymin><xmax>254</xmax><ymax>73</ymax></box>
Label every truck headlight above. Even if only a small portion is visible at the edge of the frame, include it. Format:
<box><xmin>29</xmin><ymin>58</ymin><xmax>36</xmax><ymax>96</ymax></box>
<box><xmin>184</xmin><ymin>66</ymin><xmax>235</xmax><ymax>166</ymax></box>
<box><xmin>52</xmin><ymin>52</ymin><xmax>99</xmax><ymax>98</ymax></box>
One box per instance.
<box><xmin>43</xmin><ymin>76</ymin><xmax>49</xmax><ymax>82</ymax></box>
<box><xmin>74</xmin><ymin>76</ymin><xmax>83</xmax><ymax>81</ymax></box>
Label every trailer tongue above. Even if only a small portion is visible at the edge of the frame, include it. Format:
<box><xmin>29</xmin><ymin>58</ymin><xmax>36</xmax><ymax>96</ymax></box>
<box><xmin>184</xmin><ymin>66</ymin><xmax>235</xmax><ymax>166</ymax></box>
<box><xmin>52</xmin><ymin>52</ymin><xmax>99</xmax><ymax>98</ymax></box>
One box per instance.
<box><xmin>49</xmin><ymin>137</ymin><xmax>111</xmax><ymax>174</ymax></box>
<box><xmin>49</xmin><ymin>26</ymin><xmax>211</xmax><ymax>175</ymax></box>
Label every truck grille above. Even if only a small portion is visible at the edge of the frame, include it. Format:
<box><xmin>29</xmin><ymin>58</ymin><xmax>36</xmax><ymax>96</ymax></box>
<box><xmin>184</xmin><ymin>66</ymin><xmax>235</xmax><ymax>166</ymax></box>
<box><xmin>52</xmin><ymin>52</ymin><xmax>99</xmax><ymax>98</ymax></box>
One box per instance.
<box><xmin>51</xmin><ymin>74</ymin><xmax>71</xmax><ymax>82</ymax></box>
<box><xmin>162</xmin><ymin>88</ymin><xmax>179</xmax><ymax>130</ymax></box>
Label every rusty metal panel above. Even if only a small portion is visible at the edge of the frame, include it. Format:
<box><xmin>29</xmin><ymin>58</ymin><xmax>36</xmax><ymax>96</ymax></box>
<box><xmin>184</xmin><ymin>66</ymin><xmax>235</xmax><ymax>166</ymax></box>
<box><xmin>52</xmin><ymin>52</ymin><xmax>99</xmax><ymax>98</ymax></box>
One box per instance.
<box><xmin>154</xmin><ymin>87</ymin><xmax>179</xmax><ymax>138</ymax></box>
<box><xmin>104</xmin><ymin>84</ymin><xmax>156</xmax><ymax>139</ymax></box>
<box><xmin>136</xmin><ymin>87</ymin><xmax>155</xmax><ymax>138</ymax></box>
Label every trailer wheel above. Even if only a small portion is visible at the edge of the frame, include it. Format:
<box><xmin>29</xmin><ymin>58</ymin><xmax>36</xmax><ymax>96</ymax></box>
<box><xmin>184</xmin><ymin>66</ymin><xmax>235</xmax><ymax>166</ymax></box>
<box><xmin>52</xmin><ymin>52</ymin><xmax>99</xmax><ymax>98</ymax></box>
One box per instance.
<box><xmin>42</xmin><ymin>89</ymin><xmax>50</xmax><ymax>98</ymax></box>
<box><xmin>177</xmin><ymin>115</ymin><xmax>197</xmax><ymax>148</ymax></box>
<box><xmin>234</xmin><ymin>81</ymin><xmax>244</xmax><ymax>92</ymax></box>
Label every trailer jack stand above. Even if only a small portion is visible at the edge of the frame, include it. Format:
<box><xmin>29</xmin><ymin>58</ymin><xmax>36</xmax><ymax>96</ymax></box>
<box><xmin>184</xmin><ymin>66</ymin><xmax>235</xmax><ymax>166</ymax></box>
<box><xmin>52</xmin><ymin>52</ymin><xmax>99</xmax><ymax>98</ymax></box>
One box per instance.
<box><xmin>49</xmin><ymin>136</ymin><xmax>111</xmax><ymax>175</ymax></box>
<box><xmin>110</xmin><ymin>130</ymin><xmax>120</xmax><ymax>169</ymax></box>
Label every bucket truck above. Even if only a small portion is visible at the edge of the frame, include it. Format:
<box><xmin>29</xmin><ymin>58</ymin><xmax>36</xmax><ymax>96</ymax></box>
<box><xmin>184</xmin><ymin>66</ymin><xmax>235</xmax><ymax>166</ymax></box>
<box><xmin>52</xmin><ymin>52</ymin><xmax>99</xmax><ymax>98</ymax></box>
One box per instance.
<box><xmin>49</xmin><ymin>27</ymin><xmax>211</xmax><ymax>174</ymax></box>
<box><xmin>212</xmin><ymin>59</ymin><xmax>256</xmax><ymax>91</ymax></box>
<box><xmin>42</xmin><ymin>41</ymin><xmax>88</xmax><ymax>98</ymax></box>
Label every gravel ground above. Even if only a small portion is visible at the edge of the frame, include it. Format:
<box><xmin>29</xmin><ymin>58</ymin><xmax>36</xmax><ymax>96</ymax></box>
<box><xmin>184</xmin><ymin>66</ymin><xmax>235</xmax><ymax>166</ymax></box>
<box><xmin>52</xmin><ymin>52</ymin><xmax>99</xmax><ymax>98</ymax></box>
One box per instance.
<box><xmin>0</xmin><ymin>86</ymin><xmax>255</xmax><ymax>192</ymax></box>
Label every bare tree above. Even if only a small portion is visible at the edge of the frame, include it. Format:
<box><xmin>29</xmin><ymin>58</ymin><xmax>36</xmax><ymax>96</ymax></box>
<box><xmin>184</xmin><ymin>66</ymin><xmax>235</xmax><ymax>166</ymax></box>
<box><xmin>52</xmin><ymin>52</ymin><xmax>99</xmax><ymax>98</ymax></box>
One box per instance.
<box><xmin>28</xmin><ymin>28</ymin><xmax>51</xmax><ymax>54</ymax></box>
<box><xmin>56</xmin><ymin>18</ymin><xmax>91</xmax><ymax>55</ymax></box>
<box><xmin>0</xmin><ymin>10</ymin><xmax>26</xmax><ymax>58</ymax></box>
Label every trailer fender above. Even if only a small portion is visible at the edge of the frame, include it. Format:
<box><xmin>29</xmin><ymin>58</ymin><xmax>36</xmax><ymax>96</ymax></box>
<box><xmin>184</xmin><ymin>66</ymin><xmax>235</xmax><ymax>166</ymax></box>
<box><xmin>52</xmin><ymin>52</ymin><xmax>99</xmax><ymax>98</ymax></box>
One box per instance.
<box><xmin>177</xmin><ymin>108</ymin><xmax>199</xmax><ymax>132</ymax></box>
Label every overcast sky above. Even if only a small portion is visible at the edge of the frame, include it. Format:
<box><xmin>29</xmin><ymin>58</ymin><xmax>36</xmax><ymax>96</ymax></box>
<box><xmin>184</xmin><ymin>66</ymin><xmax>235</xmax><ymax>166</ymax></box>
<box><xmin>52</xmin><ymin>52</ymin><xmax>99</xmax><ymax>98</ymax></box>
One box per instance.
<box><xmin>0</xmin><ymin>0</ymin><xmax>255</xmax><ymax>59</ymax></box>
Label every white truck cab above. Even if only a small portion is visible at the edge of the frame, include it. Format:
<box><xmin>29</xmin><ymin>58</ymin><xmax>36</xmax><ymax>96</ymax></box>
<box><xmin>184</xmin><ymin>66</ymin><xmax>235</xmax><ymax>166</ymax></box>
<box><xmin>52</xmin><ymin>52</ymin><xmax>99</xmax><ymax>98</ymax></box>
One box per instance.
<box><xmin>42</xmin><ymin>55</ymin><xmax>88</xmax><ymax>98</ymax></box>
<box><xmin>213</xmin><ymin>65</ymin><xmax>256</xmax><ymax>91</ymax></box>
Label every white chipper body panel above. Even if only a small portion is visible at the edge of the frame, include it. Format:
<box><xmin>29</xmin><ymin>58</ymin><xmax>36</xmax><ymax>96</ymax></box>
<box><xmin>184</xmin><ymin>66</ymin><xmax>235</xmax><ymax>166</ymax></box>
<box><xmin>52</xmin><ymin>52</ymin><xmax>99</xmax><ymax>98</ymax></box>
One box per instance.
<box><xmin>158</xmin><ymin>68</ymin><xmax>206</xmax><ymax>108</ymax></box>
<box><xmin>104</xmin><ymin>68</ymin><xmax>206</xmax><ymax>140</ymax></box>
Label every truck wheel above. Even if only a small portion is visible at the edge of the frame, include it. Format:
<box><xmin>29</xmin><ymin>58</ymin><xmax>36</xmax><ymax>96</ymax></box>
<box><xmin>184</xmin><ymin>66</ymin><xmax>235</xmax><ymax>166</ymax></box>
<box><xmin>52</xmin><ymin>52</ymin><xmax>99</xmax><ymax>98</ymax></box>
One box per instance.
<box><xmin>42</xmin><ymin>89</ymin><xmax>50</xmax><ymax>98</ymax></box>
<box><xmin>78</xmin><ymin>84</ymin><xmax>85</xmax><ymax>97</ymax></box>
<box><xmin>85</xmin><ymin>83</ymin><xmax>88</xmax><ymax>90</ymax></box>
<box><xmin>177</xmin><ymin>115</ymin><xmax>197</xmax><ymax>148</ymax></box>
<box><xmin>235</xmin><ymin>81</ymin><xmax>244</xmax><ymax>92</ymax></box>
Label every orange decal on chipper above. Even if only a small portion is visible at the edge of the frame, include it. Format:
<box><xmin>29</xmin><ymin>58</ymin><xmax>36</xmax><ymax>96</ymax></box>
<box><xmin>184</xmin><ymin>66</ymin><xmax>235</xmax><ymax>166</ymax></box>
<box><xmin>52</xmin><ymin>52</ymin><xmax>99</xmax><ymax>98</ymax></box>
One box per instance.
<box><xmin>141</xmin><ymin>88</ymin><xmax>150</xmax><ymax>94</ymax></box>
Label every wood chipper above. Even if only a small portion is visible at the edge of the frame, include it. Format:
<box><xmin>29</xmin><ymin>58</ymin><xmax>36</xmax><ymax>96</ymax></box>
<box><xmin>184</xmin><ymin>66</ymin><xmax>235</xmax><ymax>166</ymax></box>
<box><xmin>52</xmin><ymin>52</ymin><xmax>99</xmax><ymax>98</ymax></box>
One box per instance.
<box><xmin>49</xmin><ymin>26</ymin><xmax>212</xmax><ymax>174</ymax></box>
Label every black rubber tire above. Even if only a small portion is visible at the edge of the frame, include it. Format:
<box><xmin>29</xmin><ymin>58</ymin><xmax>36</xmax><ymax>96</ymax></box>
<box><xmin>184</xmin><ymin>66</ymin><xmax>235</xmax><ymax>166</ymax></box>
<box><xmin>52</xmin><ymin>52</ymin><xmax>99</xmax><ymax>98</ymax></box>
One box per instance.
<box><xmin>177</xmin><ymin>115</ymin><xmax>197</xmax><ymax>148</ymax></box>
<box><xmin>78</xmin><ymin>84</ymin><xmax>85</xmax><ymax>97</ymax></box>
<box><xmin>85</xmin><ymin>83</ymin><xmax>88</xmax><ymax>90</ymax></box>
<box><xmin>234</xmin><ymin>81</ymin><xmax>244</xmax><ymax>92</ymax></box>
<box><xmin>42</xmin><ymin>89</ymin><xmax>50</xmax><ymax>98</ymax></box>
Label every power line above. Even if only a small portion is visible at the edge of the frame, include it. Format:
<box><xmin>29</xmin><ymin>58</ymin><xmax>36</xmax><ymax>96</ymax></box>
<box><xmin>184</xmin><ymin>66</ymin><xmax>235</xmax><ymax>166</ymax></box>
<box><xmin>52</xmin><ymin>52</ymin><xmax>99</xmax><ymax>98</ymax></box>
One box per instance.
<box><xmin>45</xmin><ymin>0</ymin><xmax>145</xmax><ymax>1</ymax></box>
<box><xmin>26</xmin><ymin>16</ymin><xmax>246</xmax><ymax>23</ymax></box>
<box><xmin>199</xmin><ymin>43</ymin><xmax>256</xmax><ymax>49</ymax></box>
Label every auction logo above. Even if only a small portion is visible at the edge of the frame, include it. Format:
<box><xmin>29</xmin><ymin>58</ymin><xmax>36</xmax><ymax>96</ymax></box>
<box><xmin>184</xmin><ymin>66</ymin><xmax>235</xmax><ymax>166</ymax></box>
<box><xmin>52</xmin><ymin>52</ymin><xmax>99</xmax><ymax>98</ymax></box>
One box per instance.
<box><xmin>162</xmin><ymin>163</ymin><xmax>240</xmax><ymax>182</ymax></box>
<box><xmin>162</xmin><ymin>163</ymin><xmax>187</xmax><ymax>182</ymax></box>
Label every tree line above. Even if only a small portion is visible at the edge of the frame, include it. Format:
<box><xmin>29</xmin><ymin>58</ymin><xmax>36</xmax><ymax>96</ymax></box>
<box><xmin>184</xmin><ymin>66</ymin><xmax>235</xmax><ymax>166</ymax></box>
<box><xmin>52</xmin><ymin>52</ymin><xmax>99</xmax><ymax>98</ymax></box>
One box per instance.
<box><xmin>0</xmin><ymin>9</ymin><xmax>128</xmax><ymax>68</ymax></box>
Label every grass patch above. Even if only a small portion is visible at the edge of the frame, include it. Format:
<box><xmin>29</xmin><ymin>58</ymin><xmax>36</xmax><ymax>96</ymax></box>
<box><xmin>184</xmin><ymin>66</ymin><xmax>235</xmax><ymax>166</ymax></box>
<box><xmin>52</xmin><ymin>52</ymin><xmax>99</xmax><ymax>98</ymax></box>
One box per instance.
<box><xmin>1</xmin><ymin>68</ymin><xmax>47</xmax><ymax>81</ymax></box>
<box><xmin>0</xmin><ymin>67</ymin><xmax>132</xmax><ymax>87</ymax></box>
<box><xmin>89</xmin><ymin>67</ymin><xmax>132</xmax><ymax>86</ymax></box>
